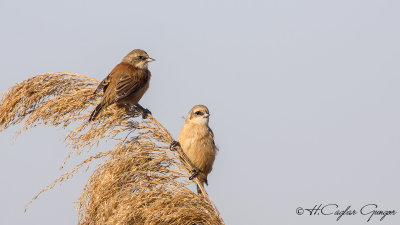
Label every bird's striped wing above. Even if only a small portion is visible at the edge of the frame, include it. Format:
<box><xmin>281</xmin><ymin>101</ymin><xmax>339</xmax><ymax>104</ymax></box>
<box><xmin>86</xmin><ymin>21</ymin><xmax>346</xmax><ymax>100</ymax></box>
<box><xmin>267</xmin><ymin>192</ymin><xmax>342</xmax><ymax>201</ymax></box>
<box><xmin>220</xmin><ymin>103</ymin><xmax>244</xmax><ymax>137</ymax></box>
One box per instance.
<box><xmin>209</xmin><ymin>128</ymin><xmax>218</xmax><ymax>151</ymax></box>
<box><xmin>115</xmin><ymin>73</ymin><xmax>147</xmax><ymax>102</ymax></box>
<box><xmin>94</xmin><ymin>74</ymin><xmax>112</xmax><ymax>94</ymax></box>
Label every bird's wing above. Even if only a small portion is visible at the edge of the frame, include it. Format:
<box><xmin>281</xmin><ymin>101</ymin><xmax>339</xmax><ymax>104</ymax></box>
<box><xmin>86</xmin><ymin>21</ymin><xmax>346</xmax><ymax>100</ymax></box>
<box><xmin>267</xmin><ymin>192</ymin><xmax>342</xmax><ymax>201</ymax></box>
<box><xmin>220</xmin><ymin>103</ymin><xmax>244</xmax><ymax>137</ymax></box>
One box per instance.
<box><xmin>94</xmin><ymin>74</ymin><xmax>112</xmax><ymax>94</ymax></box>
<box><xmin>209</xmin><ymin>128</ymin><xmax>219</xmax><ymax>151</ymax></box>
<box><xmin>115</xmin><ymin>72</ymin><xmax>148</xmax><ymax>102</ymax></box>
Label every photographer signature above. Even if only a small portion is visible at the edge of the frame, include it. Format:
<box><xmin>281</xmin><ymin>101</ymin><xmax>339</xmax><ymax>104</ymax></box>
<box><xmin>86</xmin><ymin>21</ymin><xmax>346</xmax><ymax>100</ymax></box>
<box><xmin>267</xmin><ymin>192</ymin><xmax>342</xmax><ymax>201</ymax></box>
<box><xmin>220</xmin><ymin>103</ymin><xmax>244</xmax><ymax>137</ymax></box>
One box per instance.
<box><xmin>296</xmin><ymin>204</ymin><xmax>397</xmax><ymax>222</ymax></box>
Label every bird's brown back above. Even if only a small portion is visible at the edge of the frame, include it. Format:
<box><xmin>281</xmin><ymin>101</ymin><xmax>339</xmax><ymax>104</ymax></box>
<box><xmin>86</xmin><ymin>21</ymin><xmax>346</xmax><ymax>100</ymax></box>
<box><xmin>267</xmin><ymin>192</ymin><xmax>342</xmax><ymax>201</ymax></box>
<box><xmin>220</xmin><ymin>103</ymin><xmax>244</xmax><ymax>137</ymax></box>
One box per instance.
<box><xmin>100</xmin><ymin>62</ymin><xmax>151</xmax><ymax>107</ymax></box>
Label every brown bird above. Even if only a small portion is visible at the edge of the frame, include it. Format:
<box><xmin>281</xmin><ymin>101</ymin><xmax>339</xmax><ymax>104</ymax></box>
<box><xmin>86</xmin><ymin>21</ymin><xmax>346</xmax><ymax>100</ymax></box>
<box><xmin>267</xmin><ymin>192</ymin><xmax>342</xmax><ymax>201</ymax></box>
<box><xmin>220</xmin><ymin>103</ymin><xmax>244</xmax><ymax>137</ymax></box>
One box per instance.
<box><xmin>89</xmin><ymin>49</ymin><xmax>155</xmax><ymax>121</ymax></box>
<box><xmin>177</xmin><ymin>105</ymin><xmax>217</xmax><ymax>194</ymax></box>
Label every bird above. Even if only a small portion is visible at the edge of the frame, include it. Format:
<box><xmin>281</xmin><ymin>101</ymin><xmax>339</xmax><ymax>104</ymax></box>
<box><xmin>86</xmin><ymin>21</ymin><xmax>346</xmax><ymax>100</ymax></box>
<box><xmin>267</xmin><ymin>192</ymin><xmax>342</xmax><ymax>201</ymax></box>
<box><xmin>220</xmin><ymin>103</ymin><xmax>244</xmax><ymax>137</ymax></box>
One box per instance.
<box><xmin>89</xmin><ymin>49</ymin><xmax>155</xmax><ymax>121</ymax></box>
<box><xmin>177</xmin><ymin>105</ymin><xmax>217</xmax><ymax>194</ymax></box>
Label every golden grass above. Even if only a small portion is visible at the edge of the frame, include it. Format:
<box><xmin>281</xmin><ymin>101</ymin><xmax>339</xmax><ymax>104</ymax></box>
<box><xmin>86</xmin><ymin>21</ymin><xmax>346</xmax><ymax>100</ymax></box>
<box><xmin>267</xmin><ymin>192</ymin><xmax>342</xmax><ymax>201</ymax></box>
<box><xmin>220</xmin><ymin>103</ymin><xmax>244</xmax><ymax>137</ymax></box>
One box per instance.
<box><xmin>0</xmin><ymin>72</ymin><xmax>224</xmax><ymax>225</ymax></box>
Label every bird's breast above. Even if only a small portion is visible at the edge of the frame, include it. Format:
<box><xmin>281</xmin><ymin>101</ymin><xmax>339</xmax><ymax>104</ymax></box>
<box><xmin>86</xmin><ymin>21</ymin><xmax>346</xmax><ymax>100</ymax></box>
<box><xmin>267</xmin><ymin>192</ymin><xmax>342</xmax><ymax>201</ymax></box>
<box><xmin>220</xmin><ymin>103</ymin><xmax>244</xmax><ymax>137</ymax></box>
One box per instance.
<box><xmin>178</xmin><ymin>123</ymin><xmax>216</xmax><ymax>174</ymax></box>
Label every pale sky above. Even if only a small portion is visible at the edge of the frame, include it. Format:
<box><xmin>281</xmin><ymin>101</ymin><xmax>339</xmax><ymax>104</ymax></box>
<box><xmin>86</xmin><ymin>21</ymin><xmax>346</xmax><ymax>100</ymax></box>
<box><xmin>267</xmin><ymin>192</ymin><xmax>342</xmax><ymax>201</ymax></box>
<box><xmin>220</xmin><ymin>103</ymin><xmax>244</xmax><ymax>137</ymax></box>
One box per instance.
<box><xmin>1</xmin><ymin>1</ymin><xmax>400</xmax><ymax>224</ymax></box>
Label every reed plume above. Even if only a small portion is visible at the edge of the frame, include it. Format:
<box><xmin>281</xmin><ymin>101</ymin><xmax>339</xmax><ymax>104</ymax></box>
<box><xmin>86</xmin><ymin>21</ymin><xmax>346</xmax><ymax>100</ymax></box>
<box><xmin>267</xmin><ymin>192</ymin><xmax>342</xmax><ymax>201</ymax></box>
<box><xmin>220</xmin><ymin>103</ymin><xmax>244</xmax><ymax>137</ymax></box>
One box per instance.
<box><xmin>0</xmin><ymin>72</ymin><xmax>224</xmax><ymax>225</ymax></box>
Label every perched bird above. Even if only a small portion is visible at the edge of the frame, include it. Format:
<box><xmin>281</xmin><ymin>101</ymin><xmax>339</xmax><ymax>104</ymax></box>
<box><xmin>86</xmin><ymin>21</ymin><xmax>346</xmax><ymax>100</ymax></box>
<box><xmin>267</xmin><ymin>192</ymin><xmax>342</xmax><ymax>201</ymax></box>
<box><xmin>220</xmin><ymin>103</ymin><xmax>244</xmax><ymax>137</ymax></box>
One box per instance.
<box><xmin>177</xmin><ymin>105</ymin><xmax>217</xmax><ymax>194</ymax></box>
<box><xmin>89</xmin><ymin>49</ymin><xmax>155</xmax><ymax>121</ymax></box>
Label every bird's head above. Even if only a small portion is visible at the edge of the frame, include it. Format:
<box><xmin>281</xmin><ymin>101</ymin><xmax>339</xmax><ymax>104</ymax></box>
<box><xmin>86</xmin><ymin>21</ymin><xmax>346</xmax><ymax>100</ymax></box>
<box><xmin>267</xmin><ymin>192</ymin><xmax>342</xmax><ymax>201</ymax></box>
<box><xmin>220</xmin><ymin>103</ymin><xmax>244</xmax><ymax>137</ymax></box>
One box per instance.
<box><xmin>186</xmin><ymin>105</ymin><xmax>210</xmax><ymax>125</ymax></box>
<box><xmin>122</xmin><ymin>49</ymin><xmax>155</xmax><ymax>69</ymax></box>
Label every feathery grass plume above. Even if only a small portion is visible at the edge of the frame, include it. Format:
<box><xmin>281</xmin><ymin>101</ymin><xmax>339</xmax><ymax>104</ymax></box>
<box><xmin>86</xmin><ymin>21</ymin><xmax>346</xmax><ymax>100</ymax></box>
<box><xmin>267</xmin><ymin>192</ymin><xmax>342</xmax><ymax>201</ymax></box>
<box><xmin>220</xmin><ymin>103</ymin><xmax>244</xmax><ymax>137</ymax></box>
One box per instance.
<box><xmin>0</xmin><ymin>72</ymin><xmax>224</xmax><ymax>225</ymax></box>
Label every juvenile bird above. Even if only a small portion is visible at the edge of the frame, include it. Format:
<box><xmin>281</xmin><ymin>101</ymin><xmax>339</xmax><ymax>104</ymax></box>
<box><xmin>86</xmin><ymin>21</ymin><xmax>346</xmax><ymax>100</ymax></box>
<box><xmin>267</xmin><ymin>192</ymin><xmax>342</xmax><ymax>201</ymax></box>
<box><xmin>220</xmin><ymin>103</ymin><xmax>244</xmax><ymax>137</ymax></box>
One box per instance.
<box><xmin>177</xmin><ymin>105</ymin><xmax>217</xmax><ymax>194</ymax></box>
<box><xmin>89</xmin><ymin>49</ymin><xmax>154</xmax><ymax>121</ymax></box>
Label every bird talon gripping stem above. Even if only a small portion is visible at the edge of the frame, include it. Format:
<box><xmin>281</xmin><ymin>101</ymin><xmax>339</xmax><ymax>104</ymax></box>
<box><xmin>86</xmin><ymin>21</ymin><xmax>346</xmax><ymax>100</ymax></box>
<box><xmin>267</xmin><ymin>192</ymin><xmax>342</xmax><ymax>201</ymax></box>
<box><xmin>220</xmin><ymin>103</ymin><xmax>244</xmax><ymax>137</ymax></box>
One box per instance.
<box><xmin>141</xmin><ymin>108</ymin><xmax>152</xmax><ymax>119</ymax></box>
<box><xmin>169</xmin><ymin>141</ymin><xmax>180</xmax><ymax>151</ymax></box>
<box><xmin>189</xmin><ymin>170</ymin><xmax>199</xmax><ymax>180</ymax></box>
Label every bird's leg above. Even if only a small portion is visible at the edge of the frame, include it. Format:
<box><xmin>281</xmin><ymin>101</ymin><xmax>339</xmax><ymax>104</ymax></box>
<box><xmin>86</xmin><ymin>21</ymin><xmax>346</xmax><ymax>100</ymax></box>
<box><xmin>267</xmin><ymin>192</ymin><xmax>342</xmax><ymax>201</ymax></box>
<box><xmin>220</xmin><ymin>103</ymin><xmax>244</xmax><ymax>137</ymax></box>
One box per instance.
<box><xmin>135</xmin><ymin>104</ymin><xmax>152</xmax><ymax>119</ymax></box>
<box><xmin>169</xmin><ymin>141</ymin><xmax>181</xmax><ymax>151</ymax></box>
<box><xmin>189</xmin><ymin>170</ymin><xmax>199</xmax><ymax>180</ymax></box>
<box><xmin>141</xmin><ymin>108</ymin><xmax>152</xmax><ymax>119</ymax></box>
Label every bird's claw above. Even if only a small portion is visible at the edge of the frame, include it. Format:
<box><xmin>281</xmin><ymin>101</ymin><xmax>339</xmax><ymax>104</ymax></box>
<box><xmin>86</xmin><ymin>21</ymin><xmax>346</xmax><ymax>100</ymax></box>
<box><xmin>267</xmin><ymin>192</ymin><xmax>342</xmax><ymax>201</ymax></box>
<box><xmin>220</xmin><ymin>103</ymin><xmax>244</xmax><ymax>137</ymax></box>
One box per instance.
<box><xmin>141</xmin><ymin>108</ymin><xmax>152</xmax><ymax>119</ymax></box>
<box><xmin>189</xmin><ymin>170</ymin><xmax>199</xmax><ymax>180</ymax></box>
<box><xmin>170</xmin><ymin>141</ymin><xmax>181</xmax><ymax>151</ymax></box>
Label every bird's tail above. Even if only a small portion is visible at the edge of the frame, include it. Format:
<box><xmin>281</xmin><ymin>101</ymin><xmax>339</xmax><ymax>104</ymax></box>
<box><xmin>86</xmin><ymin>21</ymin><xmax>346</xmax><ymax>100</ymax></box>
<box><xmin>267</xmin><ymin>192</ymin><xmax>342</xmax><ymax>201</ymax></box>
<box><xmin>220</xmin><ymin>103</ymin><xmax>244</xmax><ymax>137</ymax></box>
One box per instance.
<box><xmin>196</xmin><ymin>179</ymin><xmax>207</xmax><ymax>194</ymax></box>
<box><xmin>89</xmin><ymin>102</ymin><xmax>105</xmax><ymax>121</ymax></box>
<box><xmin>196</xmin><ymin>182</ymin><xmax>208</xmax><ymax>194</ymax></box>
<box><xmin>196</xmin><ymin>184</ymin><xmax>202</xmax><ymax>194</ymax></box>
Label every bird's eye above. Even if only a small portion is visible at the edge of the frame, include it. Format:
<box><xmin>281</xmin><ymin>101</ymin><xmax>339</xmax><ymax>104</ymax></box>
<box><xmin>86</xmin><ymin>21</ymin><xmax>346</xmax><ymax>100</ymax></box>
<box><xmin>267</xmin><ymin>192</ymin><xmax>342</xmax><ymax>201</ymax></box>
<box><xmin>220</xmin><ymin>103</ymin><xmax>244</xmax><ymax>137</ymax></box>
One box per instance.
<box><xmin>138</xmin><ymin>56</ymin><xmax>143</xmax><ymax>60</ymax></box>
<box><xmin>195</xmin><ymin>111</ymin><xmax>203</xmax><ymax>115</ymax></box>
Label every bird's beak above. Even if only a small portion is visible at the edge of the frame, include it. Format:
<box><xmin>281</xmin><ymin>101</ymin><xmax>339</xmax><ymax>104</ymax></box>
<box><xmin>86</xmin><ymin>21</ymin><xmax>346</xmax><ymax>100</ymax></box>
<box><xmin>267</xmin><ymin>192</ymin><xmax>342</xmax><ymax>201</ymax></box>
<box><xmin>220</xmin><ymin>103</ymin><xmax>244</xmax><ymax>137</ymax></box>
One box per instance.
<box><xmin>204</xmin><ymin>113</ymin><xmax>210</xmax><ymax>118</ymax></box>
<box><xmin>146</xmin><ymin>58</ymin><xmax>155</xmax><ymax>62</ymax></box>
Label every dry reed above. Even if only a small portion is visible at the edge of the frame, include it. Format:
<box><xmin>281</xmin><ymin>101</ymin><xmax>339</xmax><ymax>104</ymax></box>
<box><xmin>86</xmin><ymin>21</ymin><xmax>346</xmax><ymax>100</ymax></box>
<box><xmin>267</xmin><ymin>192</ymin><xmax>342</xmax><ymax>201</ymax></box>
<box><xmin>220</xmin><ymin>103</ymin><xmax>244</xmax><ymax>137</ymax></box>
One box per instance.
<box><xmin>0</xmin><ymin>72</ymin><xmax>224</xmax><ymax>225</ymax></box>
